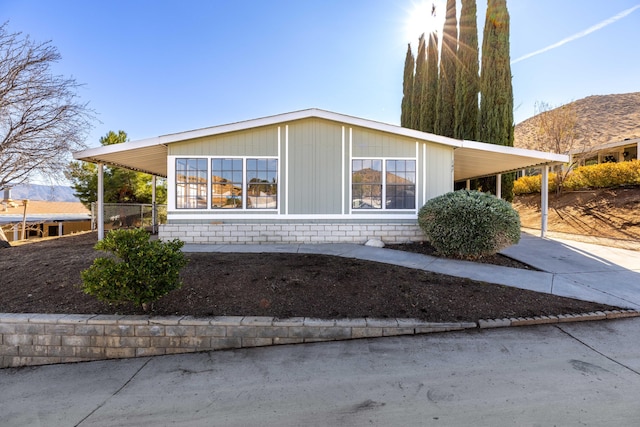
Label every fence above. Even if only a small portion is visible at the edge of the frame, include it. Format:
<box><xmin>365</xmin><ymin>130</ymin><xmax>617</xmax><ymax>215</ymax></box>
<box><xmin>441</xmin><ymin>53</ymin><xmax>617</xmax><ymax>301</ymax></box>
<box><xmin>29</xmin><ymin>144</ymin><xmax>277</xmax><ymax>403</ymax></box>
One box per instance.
<box><xmin>91</xmin><ymin>203</ymin><xmax>167</xmax><ymax>233</ymax></box>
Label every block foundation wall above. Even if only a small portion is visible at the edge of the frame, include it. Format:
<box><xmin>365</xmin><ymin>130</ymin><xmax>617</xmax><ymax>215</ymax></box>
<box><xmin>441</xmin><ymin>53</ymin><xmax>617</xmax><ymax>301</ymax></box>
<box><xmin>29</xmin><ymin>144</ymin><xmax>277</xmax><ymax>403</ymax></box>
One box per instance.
<box><xmin>159</xmin><ymin>223</ymin><xmax>425</xmax><ymax>244</ymax></box>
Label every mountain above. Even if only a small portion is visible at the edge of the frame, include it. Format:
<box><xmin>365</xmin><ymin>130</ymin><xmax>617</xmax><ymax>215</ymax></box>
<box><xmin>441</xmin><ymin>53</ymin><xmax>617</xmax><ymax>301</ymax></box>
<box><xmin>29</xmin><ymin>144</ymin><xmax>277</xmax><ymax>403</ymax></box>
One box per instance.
<box><xmin>3</xmin><ymin>184</ymin><xmax>79</xmax><ymax>202</ymax></box>
<box><xmin>514</xmin><ymin>92</ymin><xmax>640</xmax><ymax>151</ymax></box>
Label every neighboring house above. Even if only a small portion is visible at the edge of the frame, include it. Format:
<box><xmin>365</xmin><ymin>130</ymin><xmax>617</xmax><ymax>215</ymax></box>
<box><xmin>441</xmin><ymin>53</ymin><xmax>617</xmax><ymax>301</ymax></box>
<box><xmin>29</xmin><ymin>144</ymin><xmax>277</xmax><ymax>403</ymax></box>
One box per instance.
<box><xmin>569</xmin><ymin>137</ymin><xmax>639</xmax><ymax>166</ymax></box>
<box><xmin>0</xmin><ymin>199</ymin><xmax>91</xmax><ymax>242</ymax></box>
<box><xmin>73</xmin><ymin>109</ymin><xmax>567</xmax><ymax>243</ymax></box>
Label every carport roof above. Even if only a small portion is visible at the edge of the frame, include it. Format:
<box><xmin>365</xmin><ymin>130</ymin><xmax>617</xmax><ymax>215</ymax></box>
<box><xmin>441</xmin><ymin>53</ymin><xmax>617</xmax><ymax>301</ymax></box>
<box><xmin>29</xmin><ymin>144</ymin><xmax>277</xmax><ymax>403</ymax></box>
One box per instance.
<box><xmin>73</xmin><ymin>108</ymin><xmax>568</xmax><ymax>180</ymax></box>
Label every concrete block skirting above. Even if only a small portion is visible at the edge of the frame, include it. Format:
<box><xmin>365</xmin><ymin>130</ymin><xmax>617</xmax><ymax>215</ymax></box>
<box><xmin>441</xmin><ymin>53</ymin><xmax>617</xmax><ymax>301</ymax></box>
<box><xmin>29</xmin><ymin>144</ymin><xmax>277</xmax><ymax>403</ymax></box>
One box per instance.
<box><xmin>159</xmin><ymin>223</ymin><xmax>425</xmax><ymax>244</ymax></box>
<box><xmin>0</xmin><ymin>314</ymin><xmax>475</xmax><ymax>368</ymax></box>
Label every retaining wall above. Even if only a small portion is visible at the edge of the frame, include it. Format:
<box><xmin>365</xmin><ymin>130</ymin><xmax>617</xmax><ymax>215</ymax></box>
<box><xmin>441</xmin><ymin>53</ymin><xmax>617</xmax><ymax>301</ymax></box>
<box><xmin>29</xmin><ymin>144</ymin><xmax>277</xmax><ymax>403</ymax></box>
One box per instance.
<box><xmin>3</xmin><ymin>311</ymin><xmax>638</xmax><ymax>369</ymax></box>
<box><xmin>0</xmin><ymin>313</ymin><xmax>474</xmax><ymax>368</ymax></box>
<box><xmin>159</xmin><ymin>223</ymin><xmax>425</xmax><ymax>244</ymax></box>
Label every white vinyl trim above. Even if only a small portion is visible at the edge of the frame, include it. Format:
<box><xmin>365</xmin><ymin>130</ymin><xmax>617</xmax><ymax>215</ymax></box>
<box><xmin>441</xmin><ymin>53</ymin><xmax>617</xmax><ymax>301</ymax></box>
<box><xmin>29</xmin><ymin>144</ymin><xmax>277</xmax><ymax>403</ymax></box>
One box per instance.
<box><xmin>341</xmin><ymin>126</ymin><xmax>346</xmax><ymax>215</ymax></box>
<box><xmin>167</xmin><ymin>213</ymin><xmax>419</xmax><ymax>221</ymax></box>
<box><xmin>422</xmin><ymin>143</ymin><xmax>427</xmax><ymax>204</ymax></box>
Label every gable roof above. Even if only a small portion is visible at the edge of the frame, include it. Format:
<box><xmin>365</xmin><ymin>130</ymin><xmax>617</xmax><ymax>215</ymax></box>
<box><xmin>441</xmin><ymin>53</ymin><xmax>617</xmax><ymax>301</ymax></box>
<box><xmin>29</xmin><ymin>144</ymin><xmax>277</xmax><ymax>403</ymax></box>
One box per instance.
<box><xmin>73</xmin><ymin>108</ymin><xmax>568</xmax><ymax>180</ymax></box>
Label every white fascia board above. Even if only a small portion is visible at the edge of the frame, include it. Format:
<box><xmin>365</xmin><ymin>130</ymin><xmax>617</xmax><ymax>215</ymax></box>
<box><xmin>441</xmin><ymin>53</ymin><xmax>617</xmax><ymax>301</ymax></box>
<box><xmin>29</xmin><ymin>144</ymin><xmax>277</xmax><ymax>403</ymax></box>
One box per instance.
<box><xmin>74</xmin><ymin>108</ymin><xmax>465</xmax><ymax>161</ymax></box>
<box><xmin>567</xmin><ymin>137</ymin><xmax>640</xmax><ymax>155</ymax></box>
<box><xmin>460</xmin><ymin>139</ymin><xmax>569</xmax><ymax>163</ymax></box>
<box><xmin>73</xmin><ymin>136</ymin><xmax>164</xmax><ymax>160</ymax></box>
<box><xmin>127</xmin><ymin>108</ymin><xmax>464</xmax><ymax>149</ymax></box>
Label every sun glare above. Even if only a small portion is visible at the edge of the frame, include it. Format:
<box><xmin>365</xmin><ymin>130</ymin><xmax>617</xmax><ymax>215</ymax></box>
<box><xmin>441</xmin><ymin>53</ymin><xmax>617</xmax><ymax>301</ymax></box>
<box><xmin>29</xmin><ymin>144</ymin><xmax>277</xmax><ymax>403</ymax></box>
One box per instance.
<box><xmin>404</xmin><ymin>0</ymin><xmax>447</xmax><ymax>44</ymax></box>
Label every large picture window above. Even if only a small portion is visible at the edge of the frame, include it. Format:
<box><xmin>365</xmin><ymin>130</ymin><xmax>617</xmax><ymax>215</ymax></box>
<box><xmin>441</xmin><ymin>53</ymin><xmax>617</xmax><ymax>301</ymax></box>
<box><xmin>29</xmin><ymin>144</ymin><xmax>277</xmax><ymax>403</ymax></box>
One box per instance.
<box><xmin>209</xmin><ymin>157</ymin><xmax>277</xmax><ymax>210</ymax></box>
<box><xmin>176</xmin><ymin>158</ymin><xmax>208</xmax><ymax>209</ymax></box>
<box><xmin>352</xmin><ymin>159</ymin><xmax>415</xmax><ymax>210</ymax></box>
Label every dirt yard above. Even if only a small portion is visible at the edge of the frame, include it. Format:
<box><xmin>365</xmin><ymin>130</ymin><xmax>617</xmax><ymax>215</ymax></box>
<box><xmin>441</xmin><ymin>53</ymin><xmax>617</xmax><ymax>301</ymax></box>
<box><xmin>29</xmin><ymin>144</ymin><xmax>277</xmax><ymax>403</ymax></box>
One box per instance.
<box><xmin>514</xmin><ymin>186</ymin><xmax>640</xmax><ymax>242</ymax></box>
<box><xmin>0</xmin><ymin>231</ymin><xmax>619</xmax><ymax>322</ymax></box>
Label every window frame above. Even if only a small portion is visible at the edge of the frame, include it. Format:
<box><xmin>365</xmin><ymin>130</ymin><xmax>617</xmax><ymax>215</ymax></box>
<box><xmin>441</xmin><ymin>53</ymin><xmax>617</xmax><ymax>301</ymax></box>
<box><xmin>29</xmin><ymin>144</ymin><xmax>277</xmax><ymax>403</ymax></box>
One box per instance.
<box><xmin>351</xmin><ymin>157</ymin><xmax>417</xmax><ymax>211</ymax></box>
<box><xmin>207</xmin><ymin>156</ymin><xmax>278</xmax><ymax>211</ymax></box>
<box><xmin>175</xmin><ymin>157</ymin><xmax>209</xmax><ymax>210</ymax></box>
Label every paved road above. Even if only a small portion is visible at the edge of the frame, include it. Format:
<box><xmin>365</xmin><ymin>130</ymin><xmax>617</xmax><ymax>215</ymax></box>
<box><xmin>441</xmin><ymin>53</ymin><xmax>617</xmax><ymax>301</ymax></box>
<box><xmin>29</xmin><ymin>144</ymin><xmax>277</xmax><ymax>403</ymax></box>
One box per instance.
<box><xmin>3</xmin><ymin>317</ymin><xmax>640</xmax><ymax>426</ymax></box>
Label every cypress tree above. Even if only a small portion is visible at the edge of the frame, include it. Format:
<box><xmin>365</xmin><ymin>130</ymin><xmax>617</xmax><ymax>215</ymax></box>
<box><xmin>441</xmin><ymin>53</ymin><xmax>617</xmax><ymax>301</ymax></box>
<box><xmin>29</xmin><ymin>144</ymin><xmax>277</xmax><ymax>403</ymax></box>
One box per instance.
<box><xmin>401</xmin><ymin>43</ymin><xmax>415</xmax><ymax>128</ymax></box>
<box><xmin>423</xmin><ymin>31</ymin><xmax>439</xmax><ymax>133</ymax></box>
<box><xmin>412</xmin><ymin>34</ymin><xmax>427</xmax><ymax>130</ymax></box>
<box><xmin>479</xmin><ymin>0</ymin><xmax>514</xmax><ymax>200</ymax></box>
<box><xmin>454</xmin><ymin>0</ymin><xmax>479</xmax><ymax>141</ymax></box>
<box><xmin>435</xmin><ymin>0</ymin><xmax>457</xmax><ymax>137</ymax></box>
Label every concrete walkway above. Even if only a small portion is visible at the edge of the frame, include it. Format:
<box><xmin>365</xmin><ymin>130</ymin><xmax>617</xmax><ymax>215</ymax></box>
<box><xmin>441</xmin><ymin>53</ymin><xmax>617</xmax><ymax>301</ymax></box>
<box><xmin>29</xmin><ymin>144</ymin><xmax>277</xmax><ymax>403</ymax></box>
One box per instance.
<box><xmin>183</xmin><ymin>232</ymin><xmax>640</xmax><ymax>309</ymax></box>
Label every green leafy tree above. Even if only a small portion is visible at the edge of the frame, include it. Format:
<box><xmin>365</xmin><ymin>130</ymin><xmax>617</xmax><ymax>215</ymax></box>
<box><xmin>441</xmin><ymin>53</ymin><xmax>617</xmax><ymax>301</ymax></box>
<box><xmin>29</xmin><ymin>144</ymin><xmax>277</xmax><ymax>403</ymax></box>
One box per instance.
<box><xmin>478</xmin><ymin>0</ymin><xmax>515</xmax><ymax>200</ymax></box>
<box><xmin>412</xmin><ymin>34</ymin><xmax>427</xmax><ymax>130</ymax></box>
<box><xmin>435</xmin><ymin>0</ymin><xmax>457</xmax><ymax>137</ymax></box>
<box><xmin>66</xmin><ymin>130</ymin><xmax>167</xmax><ymax>207</ymax></box>
<box><xmin>454</xmin><ymin>0</ymin><xmax>480</xmax><ymax>141</ymax></box>
<box><xmin>401</xmin><ymin>43</ymin><xmax>415</xmax><ymax>128</ymax></box>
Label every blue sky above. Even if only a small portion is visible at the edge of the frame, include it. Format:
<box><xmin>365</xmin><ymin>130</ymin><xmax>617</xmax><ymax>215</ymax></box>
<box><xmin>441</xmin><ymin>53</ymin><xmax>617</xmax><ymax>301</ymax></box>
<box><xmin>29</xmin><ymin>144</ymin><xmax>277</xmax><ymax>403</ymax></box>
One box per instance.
<box><xmin>3</xmin><ymin>0</ymin><xmax>639</xmax><ymax>149</ymax></box>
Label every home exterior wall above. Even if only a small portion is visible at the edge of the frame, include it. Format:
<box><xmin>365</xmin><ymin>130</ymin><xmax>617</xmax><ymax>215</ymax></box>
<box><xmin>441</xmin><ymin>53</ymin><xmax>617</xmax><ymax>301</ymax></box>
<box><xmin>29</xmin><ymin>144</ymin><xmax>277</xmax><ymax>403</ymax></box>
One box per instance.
<box><xmin>162</xmin><ymin>117</ymin><xmax>453</xmax><ymax>244</ymax></box>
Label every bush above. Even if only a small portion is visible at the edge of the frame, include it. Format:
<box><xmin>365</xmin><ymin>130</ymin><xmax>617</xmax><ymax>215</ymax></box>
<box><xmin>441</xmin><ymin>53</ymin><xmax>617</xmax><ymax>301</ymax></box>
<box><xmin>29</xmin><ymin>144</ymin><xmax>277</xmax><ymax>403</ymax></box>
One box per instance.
<box><xmin>564</xmin><ymin>160</ymin><xmax>640</xmax><ymax>190</ymax></box>
<box><xmin>513</xmin><ymin>173</ymin><xmax>558</xmax><ymax>195</ymax></box>
<box><xmin>81</xmin><ymin>228</ymin><xmax>188</xmax><ymax>310</ymax></box>
<box><xmin>418</xmin><ymin>190</ymin><xmax>521</xmax><ymax>260</ymax></box>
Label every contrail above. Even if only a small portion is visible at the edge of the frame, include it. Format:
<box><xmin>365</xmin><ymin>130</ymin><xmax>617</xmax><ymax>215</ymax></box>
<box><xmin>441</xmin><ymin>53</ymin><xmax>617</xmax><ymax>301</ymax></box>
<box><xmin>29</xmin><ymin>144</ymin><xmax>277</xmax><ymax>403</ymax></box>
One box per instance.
<box><xmin>512</xmin><ymin>4</ymin><xmax>640</xmax><ymax>64</ymax></box>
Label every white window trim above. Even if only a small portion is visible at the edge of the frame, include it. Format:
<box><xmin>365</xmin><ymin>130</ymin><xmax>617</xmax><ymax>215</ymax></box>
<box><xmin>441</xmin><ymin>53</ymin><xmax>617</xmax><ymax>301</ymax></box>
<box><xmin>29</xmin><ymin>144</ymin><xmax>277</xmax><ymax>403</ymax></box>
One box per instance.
<box><xmin>172</xmin><ymin>156</ymin><xmax>210</xmax><ymax>210</ymax></box>
<box><xmin>170</xmin><ymin>155</ymin><xmax>279</xmax><ymax>211</ymax></box>
<box><xmin>212</xmin><ymin>156</ymin><xmax>279</xmax><ymax>211</ymax></box>
<box><xmin>350</xmin><ymin>156</ymin><xmax>418</xmax><ymax>213</ymax></box>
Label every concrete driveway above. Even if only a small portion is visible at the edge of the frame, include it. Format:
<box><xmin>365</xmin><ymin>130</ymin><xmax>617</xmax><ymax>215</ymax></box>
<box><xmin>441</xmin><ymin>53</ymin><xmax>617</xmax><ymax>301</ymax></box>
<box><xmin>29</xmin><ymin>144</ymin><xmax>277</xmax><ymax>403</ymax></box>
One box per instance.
<box><xmin>3</xmin><ymin>317</ymin><xmax>640</xmax><ymax>426</ymax></box>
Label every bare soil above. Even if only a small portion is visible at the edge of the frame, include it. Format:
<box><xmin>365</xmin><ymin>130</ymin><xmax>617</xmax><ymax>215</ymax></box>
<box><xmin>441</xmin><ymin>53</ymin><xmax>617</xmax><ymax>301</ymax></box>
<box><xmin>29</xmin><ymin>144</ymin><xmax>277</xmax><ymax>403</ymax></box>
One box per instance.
<box><xmin>513</xmin><ymin>186</ymin><xmax>640</xmax><ymax>243</ymax></box>
<box><xmin>0</xmin><ymin>231</ymin><xmax>619</xmax><ymax>322</ymax></box>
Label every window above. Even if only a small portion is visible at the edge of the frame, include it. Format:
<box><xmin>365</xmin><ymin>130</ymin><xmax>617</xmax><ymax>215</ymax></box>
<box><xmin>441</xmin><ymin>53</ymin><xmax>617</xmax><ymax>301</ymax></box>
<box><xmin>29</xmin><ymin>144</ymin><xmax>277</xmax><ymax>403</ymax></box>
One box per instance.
<box><xmin>209</xmin><ymin>157</ymin><xmax>277</xmax><ymax>210</ymax></box>
<box><xmin>386</xmin><ymin>160</ymin><xmax>416</xmax><ymax>209</ymax></box>
<box><xmin>176</xmin><ymin>158</ymin><xmax>208</xmax><ymax>209</ymax></box>
<box><xmin>352</xmin><ymin>159</ymin><xmax>382</xmax><ymax>209</ymax></box>
<box><xmin>246</xmin><ymin>159</ymin><xmax>278</xmax><ymax>209</ymax></box>
<box><xmin>352</xmin><ymin>159</ymin><xmax>416</xmax><ymax>210</ymax></box>
<box><xmin>212</xmin><ymin>158</ymin><xmax>243</xmax><ymax>209</ymax></box>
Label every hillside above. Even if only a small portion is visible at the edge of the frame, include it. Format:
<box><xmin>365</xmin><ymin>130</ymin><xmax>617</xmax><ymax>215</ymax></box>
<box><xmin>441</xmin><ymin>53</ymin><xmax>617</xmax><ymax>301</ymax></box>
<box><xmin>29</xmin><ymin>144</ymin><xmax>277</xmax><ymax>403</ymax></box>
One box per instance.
<box><xmin>513</xmin><ymin>187</ymin><xmax>640</xmax><ymax>248</ymax></box>
<box><xmin>3</xmin><ymin>184</ymin><xmax>79</xmax><ymax>202</ymax></box>
<box><xmin>515</xmin><ymin>92</ymin><xmax>640</xmax><ymax>150</ymax></box>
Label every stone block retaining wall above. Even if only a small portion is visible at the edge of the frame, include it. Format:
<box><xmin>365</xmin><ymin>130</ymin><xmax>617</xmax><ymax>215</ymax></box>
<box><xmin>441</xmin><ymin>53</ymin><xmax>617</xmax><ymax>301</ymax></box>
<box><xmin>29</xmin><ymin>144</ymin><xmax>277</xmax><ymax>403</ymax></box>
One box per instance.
<box><xmin>2</xmin><ymin>311</ymin><xmax>638</xmax><ymax>369</ymax></box>
<box><xmin>0</xmin><ymin>313</ymin><xmax>474</xmax><ymax>368</ymax></box>
<box><xmin>159</xmin><ymin>223</ymin><xmax>425</xmax><ymax>244</ymax></box>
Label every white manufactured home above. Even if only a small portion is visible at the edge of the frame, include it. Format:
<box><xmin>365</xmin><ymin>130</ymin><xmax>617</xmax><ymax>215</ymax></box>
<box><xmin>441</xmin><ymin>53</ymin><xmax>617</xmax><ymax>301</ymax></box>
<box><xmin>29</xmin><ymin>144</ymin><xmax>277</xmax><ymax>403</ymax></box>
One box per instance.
<box><xmin>74</xmin><ymin>109</ymin><xmax>568</xmax><ymax>243</ymax></box>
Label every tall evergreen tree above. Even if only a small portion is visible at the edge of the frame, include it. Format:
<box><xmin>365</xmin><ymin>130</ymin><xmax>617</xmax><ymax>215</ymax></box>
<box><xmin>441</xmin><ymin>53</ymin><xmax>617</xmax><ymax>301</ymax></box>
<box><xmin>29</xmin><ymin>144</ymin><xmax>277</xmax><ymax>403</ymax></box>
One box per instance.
<box><xmin>454</xmin><ymin>0</ymin><xmax>479</xmax><ymax>141</ymax></box>
<box><xmin>435</xmin><ymin>0</ymin><xmax>457</xmax><ymax>137</ymax></box>
<box><xmin>423</xmin><ymin>30</ymin><xmax>439</xmax><ymax>133</ymax></box>
<box><xmin>412</xmin><ymin>34</ymin><xmax>427</xmax><ymax>130</ymax></box>
<box><xmin>401</xmin><ymin>43</ymin><xmax>415</xmax><ymax>128</ymax></box>
<box><xmin>479</xmin><ymin>0</ymin><xmax>514</xmax><ymax>200</ymax></box>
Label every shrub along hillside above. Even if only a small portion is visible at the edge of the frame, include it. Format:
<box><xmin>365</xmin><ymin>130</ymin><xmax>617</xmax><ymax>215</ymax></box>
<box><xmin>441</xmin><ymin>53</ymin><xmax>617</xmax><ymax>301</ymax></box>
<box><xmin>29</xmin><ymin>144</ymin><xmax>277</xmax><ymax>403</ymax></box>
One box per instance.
<box><xmin>514</xmin><ymin>160</ymin><xmax>640</xmax><ymax>195</ymax></box>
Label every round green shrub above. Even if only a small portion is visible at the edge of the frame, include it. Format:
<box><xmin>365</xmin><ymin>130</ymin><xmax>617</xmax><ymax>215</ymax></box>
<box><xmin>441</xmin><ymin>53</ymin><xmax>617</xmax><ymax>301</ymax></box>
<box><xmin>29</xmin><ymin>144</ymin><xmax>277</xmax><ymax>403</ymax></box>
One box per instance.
<box><xmin>418</xmin><ymin>190</ymin><xmax>521</xmax><ymax>260</ymax></box>
<box><xmin>81</xmin><ymin>228</ymin><xmax>188</xmax><ymax>310</ymax></box>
